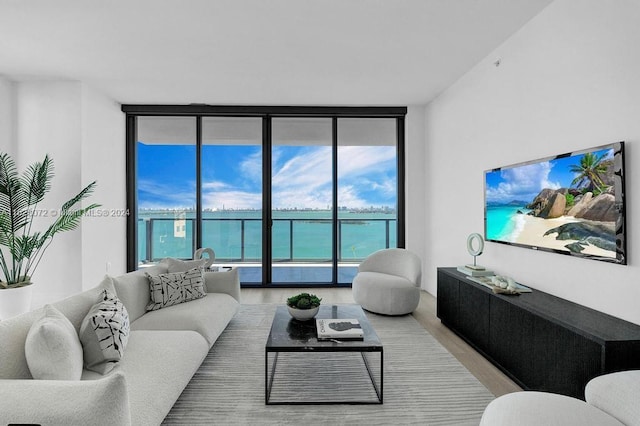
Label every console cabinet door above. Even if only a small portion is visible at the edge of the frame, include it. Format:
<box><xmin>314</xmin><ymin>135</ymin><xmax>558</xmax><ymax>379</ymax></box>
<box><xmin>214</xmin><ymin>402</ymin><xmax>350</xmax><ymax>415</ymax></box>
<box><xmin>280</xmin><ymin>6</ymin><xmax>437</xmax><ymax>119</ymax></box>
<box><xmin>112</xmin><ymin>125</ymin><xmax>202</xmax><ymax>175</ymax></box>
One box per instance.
<box><xmin>531</xmin><ymin>316</ymin><xmax>602</xmax><ymax>399</ymax></box>
<box><xmin>489</xmin><ymin>297</ymin><xmax>535</xmax><ymax>387</ymax></box>
<box><xmin>458</xmin><ymin>282</ymin><xmax>490</xmax><ymax>353</ymax></box>
<box><xmin>437</xmin><ymin>270</ymin><xmax>460</xmax><ymax>331</ymax></box>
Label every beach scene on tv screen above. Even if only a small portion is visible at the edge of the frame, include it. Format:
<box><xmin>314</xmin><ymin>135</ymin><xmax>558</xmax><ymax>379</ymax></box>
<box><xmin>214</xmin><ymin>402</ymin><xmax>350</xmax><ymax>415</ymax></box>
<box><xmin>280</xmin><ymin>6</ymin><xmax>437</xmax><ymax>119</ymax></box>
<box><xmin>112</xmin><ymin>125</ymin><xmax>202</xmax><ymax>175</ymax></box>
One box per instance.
<box><xmin>485</xmin><ymin>146</ymin><xmax>620</xmax><ymax>260</ymax></box>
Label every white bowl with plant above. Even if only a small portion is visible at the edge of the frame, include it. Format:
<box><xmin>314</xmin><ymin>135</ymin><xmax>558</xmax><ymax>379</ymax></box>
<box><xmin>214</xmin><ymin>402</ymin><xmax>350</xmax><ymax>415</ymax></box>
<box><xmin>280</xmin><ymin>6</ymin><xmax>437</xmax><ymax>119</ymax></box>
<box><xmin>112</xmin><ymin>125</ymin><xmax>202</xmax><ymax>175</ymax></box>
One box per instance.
<box><xmin>286</xmin><ymin>292</ymin><xmax>322</xmax><ymax>321</ymax></box>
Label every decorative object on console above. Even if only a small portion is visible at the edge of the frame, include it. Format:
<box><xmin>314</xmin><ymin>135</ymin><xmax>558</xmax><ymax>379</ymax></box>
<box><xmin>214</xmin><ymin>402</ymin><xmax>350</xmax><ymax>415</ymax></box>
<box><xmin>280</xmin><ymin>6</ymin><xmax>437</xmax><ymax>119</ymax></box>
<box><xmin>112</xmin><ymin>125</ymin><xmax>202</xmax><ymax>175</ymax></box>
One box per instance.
<box><xmin>286</xmin><ymin>292</ymin><xmax>321</xmax><ymax>321</ymax></box>
<box><xmin>484</xmin><ymin>141</ymin><xmax>626</xmax><ymax>264</ymax></box>
<box><xmin>0</xmin><ymin>153</ymin><xmax>100</xmax><ymax>319</ymax></box>
<box><xmin>193</xmin><ymin>247</ymin><xmax>215</xmax><ymax>269</ymax></box>
<box><xmin>469</xmin><ymin>275</ymin><xmax>532</xmax><ymax>295</ymax></box>
<box><xmin>457</xmin><ymin>233</ymin><xmax>494</xmax><ymax>277</ymax></box>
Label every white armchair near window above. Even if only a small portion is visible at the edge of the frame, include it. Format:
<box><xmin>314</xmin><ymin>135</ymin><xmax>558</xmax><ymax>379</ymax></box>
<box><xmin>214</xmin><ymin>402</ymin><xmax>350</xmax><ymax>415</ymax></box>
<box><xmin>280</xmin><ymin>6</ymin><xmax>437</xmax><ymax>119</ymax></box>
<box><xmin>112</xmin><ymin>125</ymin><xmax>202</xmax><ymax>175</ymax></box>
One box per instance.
<box><xmin>352</xmin><ymin>248</ymin><xmax>422</xmax><ymax>316</ymax></box>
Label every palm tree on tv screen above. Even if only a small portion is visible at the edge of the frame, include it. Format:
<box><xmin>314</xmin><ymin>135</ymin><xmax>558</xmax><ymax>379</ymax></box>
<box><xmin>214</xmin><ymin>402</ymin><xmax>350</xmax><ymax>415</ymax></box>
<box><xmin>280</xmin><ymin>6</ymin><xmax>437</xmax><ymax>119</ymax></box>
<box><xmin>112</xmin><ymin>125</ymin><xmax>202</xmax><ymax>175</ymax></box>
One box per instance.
<box><xmin>570</xmin><ymin>152</ymin><xmax>608</xmax><ymax>194</ymax></box>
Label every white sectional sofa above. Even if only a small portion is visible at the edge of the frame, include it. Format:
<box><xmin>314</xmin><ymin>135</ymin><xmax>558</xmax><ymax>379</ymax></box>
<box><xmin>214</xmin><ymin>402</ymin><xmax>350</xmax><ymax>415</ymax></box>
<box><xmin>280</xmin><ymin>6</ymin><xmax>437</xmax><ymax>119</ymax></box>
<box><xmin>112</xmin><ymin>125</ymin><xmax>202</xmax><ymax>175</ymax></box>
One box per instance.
<box><xmin>0</xmin><ymin>262</ymin><xmax>241</xmax><ymax>426</ymax></box>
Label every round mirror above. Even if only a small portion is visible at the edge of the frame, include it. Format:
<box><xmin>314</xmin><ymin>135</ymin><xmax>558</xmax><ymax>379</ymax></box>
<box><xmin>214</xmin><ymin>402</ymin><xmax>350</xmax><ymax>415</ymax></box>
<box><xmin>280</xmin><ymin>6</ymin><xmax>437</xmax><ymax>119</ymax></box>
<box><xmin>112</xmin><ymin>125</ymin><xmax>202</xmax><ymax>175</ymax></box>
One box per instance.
<box><xmin>467</xmin><ymin>233</ymin><xmax>484</xmax><ymax>257</ymax></box>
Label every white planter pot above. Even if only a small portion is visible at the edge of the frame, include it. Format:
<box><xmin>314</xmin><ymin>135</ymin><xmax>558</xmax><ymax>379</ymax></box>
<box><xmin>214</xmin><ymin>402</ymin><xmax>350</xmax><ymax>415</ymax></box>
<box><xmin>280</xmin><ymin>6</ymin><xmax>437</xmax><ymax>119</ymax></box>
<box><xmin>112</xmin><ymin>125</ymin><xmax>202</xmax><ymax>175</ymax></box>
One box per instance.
<box><xmin>287</xmin><ymin>305</ymin><xmax>319</xmax><ymax>321</ymax></box>
<box><xmin>0</xmin><ymin>284</ymin><xmax>33</xmax><ymax>320</ymax></box>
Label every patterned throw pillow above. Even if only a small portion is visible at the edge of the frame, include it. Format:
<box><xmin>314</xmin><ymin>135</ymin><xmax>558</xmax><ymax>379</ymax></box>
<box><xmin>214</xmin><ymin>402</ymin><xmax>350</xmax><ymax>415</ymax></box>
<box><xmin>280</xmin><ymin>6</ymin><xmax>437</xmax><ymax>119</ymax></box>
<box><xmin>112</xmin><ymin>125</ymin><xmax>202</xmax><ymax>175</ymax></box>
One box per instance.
<box><xmin>145</xmin><ymin>267</ymin><xmax>206</xmax><ymax>311</ymax></box>
<box><xmin>79</xmin><ymin>289</ymin><xmax>130</xmax><ymax>374</ymax></box>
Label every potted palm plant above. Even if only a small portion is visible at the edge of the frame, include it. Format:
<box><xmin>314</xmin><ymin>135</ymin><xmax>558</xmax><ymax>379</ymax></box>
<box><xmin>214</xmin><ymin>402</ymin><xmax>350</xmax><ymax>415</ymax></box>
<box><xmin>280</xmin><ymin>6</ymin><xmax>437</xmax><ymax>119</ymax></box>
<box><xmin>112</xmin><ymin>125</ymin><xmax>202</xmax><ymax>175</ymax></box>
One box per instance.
<box><xmin>0</xmin><ymin>153</ymin><xmax>100</xmax><ymax>318</ymax></box>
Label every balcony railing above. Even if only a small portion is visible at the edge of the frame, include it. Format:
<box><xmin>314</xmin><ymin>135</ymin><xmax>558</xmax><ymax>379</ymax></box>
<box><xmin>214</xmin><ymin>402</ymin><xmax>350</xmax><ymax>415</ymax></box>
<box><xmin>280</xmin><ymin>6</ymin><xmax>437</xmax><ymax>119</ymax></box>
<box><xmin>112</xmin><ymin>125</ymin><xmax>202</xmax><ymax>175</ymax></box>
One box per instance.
<box><xmin>137</xmin><ymin>217</ymin><xmax>396</xmax><ymax>265</ymax></box>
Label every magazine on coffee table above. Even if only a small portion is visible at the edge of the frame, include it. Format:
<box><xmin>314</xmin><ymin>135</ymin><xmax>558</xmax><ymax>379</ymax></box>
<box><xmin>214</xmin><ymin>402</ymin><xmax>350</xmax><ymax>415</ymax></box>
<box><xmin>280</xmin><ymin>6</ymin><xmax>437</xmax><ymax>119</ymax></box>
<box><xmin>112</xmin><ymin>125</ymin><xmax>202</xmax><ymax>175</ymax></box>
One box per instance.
<box><xmin>316</xmin><ymin>318</ymin><xmax>364</xmax><ymax>340</ymax></box>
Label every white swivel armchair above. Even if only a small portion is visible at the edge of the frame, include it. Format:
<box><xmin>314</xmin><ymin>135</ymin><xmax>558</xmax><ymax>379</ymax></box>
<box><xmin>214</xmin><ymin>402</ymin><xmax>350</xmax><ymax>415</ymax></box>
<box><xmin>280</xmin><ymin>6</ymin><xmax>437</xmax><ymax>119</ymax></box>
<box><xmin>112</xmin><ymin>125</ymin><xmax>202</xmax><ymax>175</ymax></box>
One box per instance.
<box><xmin>352</xmin><ymin>248</ymin><xmax>422</xmax><ymax>315</ymax></box>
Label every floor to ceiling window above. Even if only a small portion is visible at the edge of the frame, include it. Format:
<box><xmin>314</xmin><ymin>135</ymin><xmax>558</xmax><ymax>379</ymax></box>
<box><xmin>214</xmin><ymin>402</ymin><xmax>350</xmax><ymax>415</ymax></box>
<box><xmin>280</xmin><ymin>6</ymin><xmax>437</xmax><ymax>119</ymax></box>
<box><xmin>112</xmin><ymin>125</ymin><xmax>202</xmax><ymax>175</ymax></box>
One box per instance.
<box><xmin>271</xmin><ymin>117</ymin><xmax>334</xmax><ymax>284</ymax></box>
<box><xmin>125</xmin><ymin>106</ymin><xmax>406</xmax><ymax>287</ymax></box>
<box><xmin>201</xmin><ymin>117</ymin><xmax>263</xmax><ymax>284</ymax></box>
<box><xmin>337</xmin><ymin>118</ymin><xmax>398</xmax><ymax>283</ymax></box>
<box><xmin>136</xmin><ymin>116</ymin><xmax>197</xmax><ymax>263</ymax></box>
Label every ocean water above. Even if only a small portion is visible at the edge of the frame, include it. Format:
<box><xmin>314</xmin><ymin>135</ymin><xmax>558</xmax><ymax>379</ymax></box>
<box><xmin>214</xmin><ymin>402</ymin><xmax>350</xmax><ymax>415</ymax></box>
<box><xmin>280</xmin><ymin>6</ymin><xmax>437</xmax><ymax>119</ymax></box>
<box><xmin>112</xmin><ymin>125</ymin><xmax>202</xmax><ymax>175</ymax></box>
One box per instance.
<box><xmin>485</xmin><ymin>205</ymin><xmax>527</xmax><ymax>242</ymax></box>
<box><xmin>137</xmin><ymin>210</ymin><xmax>397</xmax><ymax>264</ymax></box>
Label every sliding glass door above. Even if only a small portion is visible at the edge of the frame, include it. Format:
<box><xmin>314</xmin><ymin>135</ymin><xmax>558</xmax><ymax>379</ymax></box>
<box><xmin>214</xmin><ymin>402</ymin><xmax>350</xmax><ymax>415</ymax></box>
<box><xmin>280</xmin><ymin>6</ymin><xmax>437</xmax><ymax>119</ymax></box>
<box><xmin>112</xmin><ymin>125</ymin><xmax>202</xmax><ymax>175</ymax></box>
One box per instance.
<box><xmin>271</xmin><ymin>118</ymin><xmax>334</xmax><ymax>284</ymax></box>
<box><xmin>337</xmin><ymin>118</ymin><xmax>398</xmax><ymax>283</ymax></box>
<box><xmin>126</xmin><ymin>106</ymin><xmax>406</xmax><ymax>287</ymax></box>
<box><xmin>201</xmin><ymin>117</ymin><xmax>263</xmax><ymax>283</ymax></box>
<box><xmin>136</xmin><ymin>117</ymin><xmax>197</xmax><ymax>265</ymax></box>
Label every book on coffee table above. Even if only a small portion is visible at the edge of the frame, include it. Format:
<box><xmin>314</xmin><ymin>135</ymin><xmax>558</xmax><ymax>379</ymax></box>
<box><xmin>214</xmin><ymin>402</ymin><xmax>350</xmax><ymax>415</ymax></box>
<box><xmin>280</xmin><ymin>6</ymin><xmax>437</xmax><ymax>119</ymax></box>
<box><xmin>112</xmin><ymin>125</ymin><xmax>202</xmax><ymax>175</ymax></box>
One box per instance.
<box><xmin>316</xmin><ymin>318</ymin><xmax>364</xmax><ymax>340</ymax></box>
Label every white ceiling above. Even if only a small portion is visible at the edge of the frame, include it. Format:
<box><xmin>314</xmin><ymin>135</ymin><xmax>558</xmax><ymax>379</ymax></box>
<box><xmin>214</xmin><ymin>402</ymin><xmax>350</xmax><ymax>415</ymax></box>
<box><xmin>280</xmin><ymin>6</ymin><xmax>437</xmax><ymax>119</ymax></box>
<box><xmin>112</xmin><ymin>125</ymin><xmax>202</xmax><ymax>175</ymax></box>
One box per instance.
<box><xmin>0</xmin><ymin>0</ymin><xmax>553</xmax><ymax>106</ymax></box>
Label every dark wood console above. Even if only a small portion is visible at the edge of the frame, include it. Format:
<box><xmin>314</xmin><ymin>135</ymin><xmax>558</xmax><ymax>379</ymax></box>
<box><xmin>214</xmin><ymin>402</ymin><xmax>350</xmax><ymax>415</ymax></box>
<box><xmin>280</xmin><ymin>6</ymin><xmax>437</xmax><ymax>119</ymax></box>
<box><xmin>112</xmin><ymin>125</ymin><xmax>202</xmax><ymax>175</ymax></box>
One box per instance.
<box><xmin>437</xmin><ymin>267</ymin><xmax>640</xmax><ymax>399</ymax></box>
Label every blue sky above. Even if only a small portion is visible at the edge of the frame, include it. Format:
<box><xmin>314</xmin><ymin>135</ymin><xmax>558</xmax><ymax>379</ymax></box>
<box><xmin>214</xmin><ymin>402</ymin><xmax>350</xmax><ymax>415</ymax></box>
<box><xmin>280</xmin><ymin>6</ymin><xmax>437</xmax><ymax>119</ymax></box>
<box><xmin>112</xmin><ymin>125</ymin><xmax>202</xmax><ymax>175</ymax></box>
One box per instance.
<box><xmin>485</xmin><ymin>147</ymin><xmax>613</xmax><ymax>204</ymax></box>
<box><xmin>138</xmin><ymin>143</ymin><xmax>397</xmax><ymax>210</ymax></box>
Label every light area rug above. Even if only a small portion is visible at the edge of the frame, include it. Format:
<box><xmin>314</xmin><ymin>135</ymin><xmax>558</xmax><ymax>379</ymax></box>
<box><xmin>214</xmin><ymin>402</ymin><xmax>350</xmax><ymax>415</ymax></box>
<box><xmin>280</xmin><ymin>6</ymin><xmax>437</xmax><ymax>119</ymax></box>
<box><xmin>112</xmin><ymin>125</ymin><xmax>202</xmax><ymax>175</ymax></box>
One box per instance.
<box><xmin>162</xmin><ymin>304</ymin><xmax>494</xmax><ymax>425</ymax></box>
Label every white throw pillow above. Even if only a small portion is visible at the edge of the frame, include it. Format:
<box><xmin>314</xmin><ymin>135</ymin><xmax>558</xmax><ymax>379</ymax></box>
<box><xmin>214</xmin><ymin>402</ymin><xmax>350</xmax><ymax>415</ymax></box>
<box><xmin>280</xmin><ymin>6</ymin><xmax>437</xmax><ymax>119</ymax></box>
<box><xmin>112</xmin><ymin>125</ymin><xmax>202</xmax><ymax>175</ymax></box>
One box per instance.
<box><xmin>160</xmin><ymin>257</ymin><xmax>207</xmax><ymax>273</ymax></box>
<box><xmin>79</xmin><ymin>289</ymin><xmax>130</xmax><ymax>374</ymax></box>
<box><xmin>146</xmin><ymin>267</ymin><xmax>206</xmax><ymax>311</ymax></box>
<box><xmin>25</xmin><ymin>304</ymin><xmax>84</xmax><ymax>380</ymax></box>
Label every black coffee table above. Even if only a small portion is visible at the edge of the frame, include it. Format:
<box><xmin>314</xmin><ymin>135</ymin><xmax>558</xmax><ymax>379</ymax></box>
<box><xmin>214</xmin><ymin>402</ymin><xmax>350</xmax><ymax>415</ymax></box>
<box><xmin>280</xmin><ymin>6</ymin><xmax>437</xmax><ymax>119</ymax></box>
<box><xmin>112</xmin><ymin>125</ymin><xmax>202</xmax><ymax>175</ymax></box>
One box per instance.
<box><xmin>265</xmin><ymin>304</ymin><xmax>383</xmax><ymax>405</ymax></box>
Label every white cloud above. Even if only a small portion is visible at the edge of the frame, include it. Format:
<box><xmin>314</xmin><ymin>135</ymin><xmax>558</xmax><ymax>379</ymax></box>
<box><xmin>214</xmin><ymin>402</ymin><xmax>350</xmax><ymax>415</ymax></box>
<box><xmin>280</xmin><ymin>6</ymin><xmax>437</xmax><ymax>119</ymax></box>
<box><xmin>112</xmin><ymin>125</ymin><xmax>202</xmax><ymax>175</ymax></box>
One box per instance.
<box><xmin>202</xmin><ymin>181</ymin><xmax>228</xmax><ymax>190</ymax></box>
<box><xmin>202</xmin><ymin>188</ymin><xmax>262</xmax><ymax>210</ymax></box>
<box><xmin>487</xmin><ymin>161</ymin><xmax>561</xmax><ymax>204</ymax></box>
<box><xmin>239</xmin><ymin>151</ymin><xmax>262</xmax><ymax>184</ymax></box>
<box><xmin>269</xmin><ymin>145</ymin><xmax>396</xmax><ymax>208</ymax></box>
<box><xmin>138</xmin><ymin>179</ymin><xmax>195</xmax><ymax>209</ymax></box>
<box><xmin>143</xmin><ymin>144</ymin><xmax>397</xmax><ymax>210</ymax></box>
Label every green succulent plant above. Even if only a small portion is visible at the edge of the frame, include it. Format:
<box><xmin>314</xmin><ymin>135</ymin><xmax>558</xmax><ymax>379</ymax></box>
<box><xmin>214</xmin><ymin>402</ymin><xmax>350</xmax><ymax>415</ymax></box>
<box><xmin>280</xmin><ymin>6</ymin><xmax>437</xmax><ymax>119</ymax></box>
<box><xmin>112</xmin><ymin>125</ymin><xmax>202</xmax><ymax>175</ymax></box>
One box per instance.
<box><xmin>286</xmin><ymin>292</ymin><xmax>322</xmax><ymax>309</ymax></box>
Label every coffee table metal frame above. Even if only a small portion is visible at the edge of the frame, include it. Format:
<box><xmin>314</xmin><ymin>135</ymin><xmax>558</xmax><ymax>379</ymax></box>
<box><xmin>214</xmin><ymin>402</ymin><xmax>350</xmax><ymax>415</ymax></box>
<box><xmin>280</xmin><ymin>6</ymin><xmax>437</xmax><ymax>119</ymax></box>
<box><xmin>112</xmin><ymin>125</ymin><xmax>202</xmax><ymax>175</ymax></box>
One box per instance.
<box><xmin>265</xmin><ymin>304</ymin><xmax>383</xmax><ymax>405</ymax></box>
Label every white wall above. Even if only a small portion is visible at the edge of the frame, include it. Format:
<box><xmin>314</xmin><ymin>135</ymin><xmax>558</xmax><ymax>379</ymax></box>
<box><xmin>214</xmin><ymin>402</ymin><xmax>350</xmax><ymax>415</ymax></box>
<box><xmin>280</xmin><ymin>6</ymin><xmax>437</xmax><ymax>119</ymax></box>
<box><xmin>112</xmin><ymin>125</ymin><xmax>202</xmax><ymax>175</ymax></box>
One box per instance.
<box><xmin>424</xmin><ymin>0</ymin><xmax>640</xmax><ymax>325</ymax></box>
<box><xmin>16</xmin><ymin>82</ymin><xmax>83</xmax><ymax>306</ymax></box>
<box><xmin>6</xmin><ymin>81</ymin><xmax>124</xmax><ymax>307</ymax></box>
<box><xmin>80</xmin><ymin>84</ymin><xmax>127</xmax><ymax>289</ymax></box>
<box><xmin>0</xmin><ymin>76</ymin><xmax>15</xmax><ymax>156</ymax></box>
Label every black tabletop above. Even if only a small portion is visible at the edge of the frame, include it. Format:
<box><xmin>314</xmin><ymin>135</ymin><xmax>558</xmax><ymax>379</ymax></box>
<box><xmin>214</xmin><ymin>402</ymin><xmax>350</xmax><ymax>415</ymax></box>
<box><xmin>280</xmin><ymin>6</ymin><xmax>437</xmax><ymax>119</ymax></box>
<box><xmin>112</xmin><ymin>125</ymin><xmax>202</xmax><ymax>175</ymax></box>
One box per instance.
<box><xmin>266</xmin><ymin>304</ymin><xmax>383</xmax><ymax>351</ymax></box>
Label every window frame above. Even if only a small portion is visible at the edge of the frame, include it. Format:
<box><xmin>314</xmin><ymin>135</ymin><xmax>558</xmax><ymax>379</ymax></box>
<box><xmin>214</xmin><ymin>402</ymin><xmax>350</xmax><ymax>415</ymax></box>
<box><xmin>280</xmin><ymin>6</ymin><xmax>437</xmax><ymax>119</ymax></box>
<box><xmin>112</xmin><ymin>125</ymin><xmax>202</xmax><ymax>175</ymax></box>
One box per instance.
<box><xmin>123</xmin><ymin>105</ymin><xmax>407</xmax><ymax>286</ymax></box>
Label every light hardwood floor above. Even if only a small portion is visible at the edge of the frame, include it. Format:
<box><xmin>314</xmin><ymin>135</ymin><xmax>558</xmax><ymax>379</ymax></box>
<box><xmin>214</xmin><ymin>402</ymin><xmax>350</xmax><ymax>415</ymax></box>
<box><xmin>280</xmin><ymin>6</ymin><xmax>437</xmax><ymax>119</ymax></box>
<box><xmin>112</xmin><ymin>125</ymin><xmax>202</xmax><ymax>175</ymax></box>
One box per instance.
<box><xmin>242</xmin><ymin>287</ymin><xmax>521</xmax><ymax>397</ymax></box>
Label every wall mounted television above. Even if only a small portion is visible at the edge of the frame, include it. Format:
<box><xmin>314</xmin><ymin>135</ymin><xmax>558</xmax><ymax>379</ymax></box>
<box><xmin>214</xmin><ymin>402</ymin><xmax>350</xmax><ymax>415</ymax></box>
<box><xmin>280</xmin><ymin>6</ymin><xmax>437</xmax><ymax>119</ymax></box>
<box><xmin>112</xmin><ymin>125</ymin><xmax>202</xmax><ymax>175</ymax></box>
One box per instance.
<box><xmin>484</xmin><ymin>141</ymin><xmax>626</xmax><ymax>264</ymax></box>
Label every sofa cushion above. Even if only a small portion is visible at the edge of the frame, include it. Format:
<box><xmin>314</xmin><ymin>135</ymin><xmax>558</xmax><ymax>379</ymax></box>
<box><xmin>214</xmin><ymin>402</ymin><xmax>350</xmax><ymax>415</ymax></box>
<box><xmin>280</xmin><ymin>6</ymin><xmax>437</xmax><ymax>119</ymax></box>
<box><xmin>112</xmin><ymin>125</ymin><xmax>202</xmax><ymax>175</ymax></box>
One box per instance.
<box><xmin>0</xmin><ymin>277</ymin><xmax>115</xmax><ymax>380</ymax></box>
<box><xmin>0</xmin><ymin>372</ymin><xmax>131</xmax><ymax>426</ymax></box>
<box><xmin>0</xmin><ymin>309</ymin><xmax>42</xmax><ymax>379</ymax></box>
<box><xmin>132</xmin><ymin>293</ymin><xmax>239</xmax><ymax>347</ymax></box>
<box><xmin>80</xmin><ymin>289</ymin><xmax>130</xmax><ymax>374</ymax></box>
<box><xmin>204</xmin><ymin>268</ymin><xmax>241</xmax><ymax>302</ymax></box>
<box><xmin>146</xmin><ymin>267</ymin><xmax>206</xmax><ymax>311</ymax></box>
<box><xmin>160</xmin><ymin>257</ymin><xmax>206</xmax><ymax>273</ymax></box>
<box><xmin>53</xmin><ymin>275</ymin><xmax>118</xmax><ymax>333</ymax></box>
<box><xmin>25</xmin><ymin>304</ymin><xmax>84</xmax><ymax>380</ymax></box>
<box><xmin>82</xmin><ymin>330</ymin><xmax>209</xmax><ymax>426</ymax></box>
<box><xmin>112</xmin><ymin>264</ymin><xmax>168</xmax><ymax>323</ymax></box>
